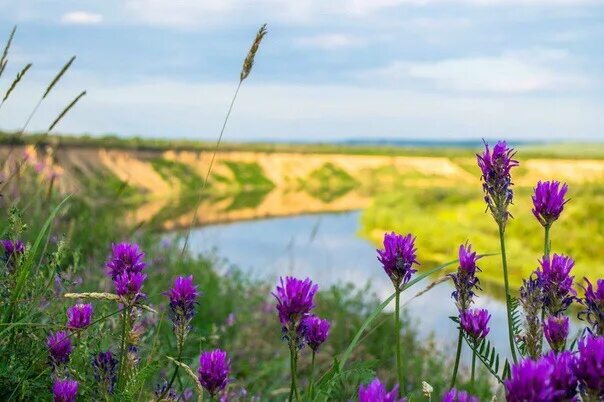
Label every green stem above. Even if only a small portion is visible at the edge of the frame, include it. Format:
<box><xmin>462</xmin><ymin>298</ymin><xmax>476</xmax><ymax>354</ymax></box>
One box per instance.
<box><xmin>450</xmin><ymin>328</ymin><xmax>463</xmax><ymax>388</ymax></box>
<box><xmin>499</xmin><ymin>224</ymin><xmax>518</xmax><ymax>363</ymax></box>
<box><xmin>395</xmin><ymin>289</ymin><xmax>404</xmax><ymax>395</ymax></box>
<box><xmin>117</xmin><ymin>306</ymin><xmax>131</xmax><ymax>389</ymax></box>
<box><xmin>156</xmin><ymin>339</ymin><xmax>183</xmax><ymax>401</ymax></box>
<box><xmin>544</xmin><ymin>224</ymin><xmax>550</xmax><ymax>257</ymax></box>
<box><xmin>308</xmin><ymin>350</ymin><xmax>316</xmax><ymax>400</ymax></box>
<box><xmin>288</xmin><ymin>334</ymin><xmax>300</xmax><ymax>402</ymax></box>
<box><xmin>471</xmin><ymin>349</ymin><xmax>476</xmax><ymax>387</ymax></box>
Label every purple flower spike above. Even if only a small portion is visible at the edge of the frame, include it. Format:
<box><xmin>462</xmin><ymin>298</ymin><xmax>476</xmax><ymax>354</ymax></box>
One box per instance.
<box><xmin>197</xmin><ymin>349</ymin><xmax>231</xmax><ymax>397</ymax></box>
<box><xmin>358</xmin><ymin>378</ymin><xmax>406</xmax><ymax>402</ymax></box>
<box><xmin>532</xmin><ymin>181</ymin><xmax>568</xmax><ymax>228</ymax></box>
<box><xmin>579</xmin><ymin>278</ymin><xmax>604</xmax><ymax>335</ymax></box>
<box><xmin>105</xmin><ymin>242</ymin><xmax>145</xmax><ymax>279</ymax></box>
<box><xmin>575</xmin><ymin>335</ymin><xmax>604</xmax><ymax>399</ymax></box>
<box><xmin>164</xmin><ymin>275</ymin><xmax>200</xmax><ymax>342</ymax></box>
<box><xmin>460</xmin><ymin>308</ymin><xmax>490</xmax><ymax>342</ymax></box>
<box><xmin>450</xmin><ymin>242</ymin><xmax>482</xmax><ymax>313</ymax></box>
<box><xmin>476</xmin><ymin>140</ymin><xmax>519</xmax><ymax>227</ymax></box>
<box><xmin>272</xmin><ymin>276</ymin><xmax>318</xmax><ymax>327</ymax></box>
<box><xmin>47</xmin><ymin>331</ymin><xmax>72</xmax><ymax>366</ymax></box>
<box><xmin>377</xmin><ymin>232</ymin><xmax>419</xmax><ymax>289</ymax></box>
<box><xmin>301</xmin><ymin>315</ymin><xmax>330</xmax><ymax>351</ymax></box>
<box><xmin>543</xmin><ymin>315</ymin><xmax>569</xmax><ymax>353</ymax></box>
<box><xmin>544</xmin><ymin>351</ymin><xmax>578</xmax><ymax>401</ymax></box>
<box><xmin>442</xmin><ymin>388</ymin><xmax>479</xmax><ymax>402</ymax></box>
<box><xmin>519</xmin><ymin>275</ymin><xmax>544</xmax><ymax>359</ymax></box>
<box><xmin>536</xmin><ymin>253</ymin><xmax>576</xmax><ymax>316</ymax></box>
<box><xmin>52</xmin><ymin>379</ymin><xmax>78</xmax><ymax>402</ymax></box>
<box><xmin>67</xmin><ymin>303</ymin><xmax>93</xmax><ymax>330</ymax></box>
<box><xmin>1</xmin><ymin>239</ymin><xmax>25</xmax><ymax>272</ymax></box>
<box><xmin>92</xmin><ymin>350</ymin><xmax>118</xmax><ymax>395</ymax></box>
<box><xmin>505</xmin><ymin>358</ymin><xmax>555</xmax><ymax>402</ymax></box>
<box><xmin>114</xmin><ymin>271</ymin><xmax>147</xmax><ymax>297</ymax></box>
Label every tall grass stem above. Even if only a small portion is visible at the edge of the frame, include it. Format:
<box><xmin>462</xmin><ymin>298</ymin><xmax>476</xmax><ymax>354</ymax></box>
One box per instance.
<box><xmin>450</xmin><ymin>328</ymin><xmax>463</xmax><ymax>388</ymax></box>
<box><xmin>395</xmin><ymin>289</ymin><xmax>404</xmax><ymax>396</ymax></box>
<box><xmin>498</xmin><ymin>224</ymin><xmax>518</xmax><ymax>363</ymax></box>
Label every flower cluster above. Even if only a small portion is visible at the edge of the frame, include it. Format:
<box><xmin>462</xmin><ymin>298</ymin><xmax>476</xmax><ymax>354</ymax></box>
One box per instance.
<box><xmin>579</xmin><ymin>278</ymin><xmax>604</xmax><ymax>335</ymax></box>
<box><xmin>197</xmin><ymin>349</ymin><xmax>231</xmax><ymax>397</ymax></box>
<box><xmin>164</xmin><ymin>275</ymin><xmax>200</xmax><ymax>343</ymax></box>
<box><xmin>442</xmin><ymin>388</ymin><xmax>479</xmax><ymax>402</ymax></box>
<box><xmin>52</xmin><ymin>379</ymin><xmax>78</xmax><ymax>402</ymax></box>
<box><xmin>575</xmin><ymin>335</ymin><xmax>604</xmax><ymax>399</ymax></box>
<box><xmin>358</xmin><ymin>378</ymin><xmax>406</xmax><ymax>402</ymax></box>
<box><xmin>460</xmin><ymin>308</ymin><xmax>490</xmax><ymax>343</ymax></box>
<box><xmin>377</xmin><ymin>232</ymin><xmax>419</xmax><ymax>290</ymax></box>
<box><xmin>92</xmin><ymin>350</ymin><xmax>118</xmax><ymax>396</ymax></box>
<box><xmin>532</xmin><ymin>180</ymin><xmax>568</xmax><ymax>228</ymax></box>
<box><xmin>543</xmin><ymin>315</ymin><xmax>569</xmax><ymax>353</ymax></box>
<box><xmin>1</xmin><ymin>239</ymin><xmax>25</xmax><ymax>272</ymax></box>
<box><xmin>476</xmin><ymin>140</ymin><xmax>519</xmax><ymax>227</ymax></box>
<box><xmin>66</xmin><ymin>303</ymin><xmax>93</xmax><ymax>329</ymax></box>
<box><xmin>449</xmin><ymin>242</ymin><xmax>481</xmax><ymax>313</ymax></box>
<box><xmin>519</xmin><ymin>275</ymin><xmax>544</xmax><ymax>359</ymax></box>
<box><xmin>47</xmin><ymin>330</ymin><xmax>72</xmax><ymax>366</ymax></box>
<box><xmin>273</xmin><ymin>276</ymin><xmax>318</xmax><ymax>329</ymax></box>
<box><xmin>105</xmin><ymin>242</ymin><xmax>147</xmax><ymax>300</ymax></box>
<box><xmin>301</xmin><ymin>314</ymin><xmax>330</xmax><ymax>352</ymax></box>
<box><xmin>536</xmin><ymin>253</ymin><xmax>576</xmax><ymax>316</ymax></box>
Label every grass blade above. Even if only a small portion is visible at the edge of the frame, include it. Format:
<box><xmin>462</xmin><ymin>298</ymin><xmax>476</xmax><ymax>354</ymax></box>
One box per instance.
<box><xmin>43</xmin><ymin>55</ymin><xmax>75</xmax><ymax>99</ymax></box>
<box><xmin>48</xmin><ymin>90</ymin><xmax>86</xmax><ymax>132</ymax></box>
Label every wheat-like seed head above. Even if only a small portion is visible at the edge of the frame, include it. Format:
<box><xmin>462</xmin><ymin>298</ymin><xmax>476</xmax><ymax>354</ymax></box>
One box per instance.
<box><xmin>2</xmin><ymin>63</ymin><xmax>31</xmax><ymax>103</ymax></box>
<box><xmin>0</xmin><ymin>26</ymin><xmax>16</xmax><ymax>79</ymax></box>
<box><xmin>240</xmin><ymin>23</ymin><xmax>267</xmax><ymax>82</ymax></box>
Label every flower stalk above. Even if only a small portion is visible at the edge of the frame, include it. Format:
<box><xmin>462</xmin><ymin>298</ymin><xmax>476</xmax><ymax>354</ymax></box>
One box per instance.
<box><xmin>395</xmin><ymin>288</ymin><xmax>404</xmax><ymax>396</ymax></box>
<box><xmin>499</xmin><ymin>223</ymin><xmax>518</xmax><ymax>363</ymax></box>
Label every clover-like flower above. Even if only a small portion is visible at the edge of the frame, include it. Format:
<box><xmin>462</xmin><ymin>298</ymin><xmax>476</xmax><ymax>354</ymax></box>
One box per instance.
<box><xmin>543</xmin><ymin>315</ymin><xmax>569</xmax><ymax>353</ymax></box>
<box><xmin>92</xmin><ymin>350</ymin><xmax>118</xmax><ymax>395</ymax></box>
<box><xmin>301</xmin><ymin>314</ymin><xmax>330</xmax><ymax>352</ymax></box>
<box><xmin>358</xmin><ymin>378</ymin><xmax>406</xmax><ymax>402</ymax></box>
<box><xmin>575</xmin><ymin>335</ymin><xmax>604</xmax><ymax>400</ymax></box>
<box><xmin>272</xmin><ymin>276</ymin><xmax>318</xmax><ymax>328</ymax></box>
<box><xmin>460</xmin><ymin>308</ymin><xmax>490</xmax><ymax>342</ymax></box>
<box><xmin>449</xmin><ymin>242</ymin><xmax>482</xmax><ymax>313</ymax></box>
<box><xmin>48</xmin><ymin>331</ymin><xmax>72</xmax><ymax>366</ymax></box>
<box><xmin>52</xmin><ymin>379</ymin><xmax>78</xmax><ymax>402</ymax></box>
<box><xmin>532</xmin><ymin>180</ymin><xmax>568</xmax><ymax>228</ymax></box>
<box><xmin>536</xmin><ymin>253</ymin><xmax>576</xmax><ymax>316</ymax></box>
<box><xmin>442</xmin><ymin>388</ymin><xmax>479</xmax><ymax>402</ymax></box>
<box><xmin>66</xmin><ymin>303</ymin><xmax>93</xmax><ymax>329</ymax></box>
<box><xmin>197</xmin><ymin>349</ymin><xmax>231</xmax><ymax>397</ymax></box>
<box><xmin>377</xmin><ymin>232</ymin><xmax>419</xmax><ymax>289</ymax></box>
<box><xmin>505</xmin><ymin>358</ymin><xmax>555</xmax><ymax>402</ymax></box>
<box><xmin>579</xmin><ymin>278</ymin><xmax>604</xmax><ymax>336</ymax></box>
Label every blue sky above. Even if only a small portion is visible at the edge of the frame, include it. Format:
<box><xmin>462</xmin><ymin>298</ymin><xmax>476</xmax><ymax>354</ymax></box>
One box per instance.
<box><xmin>0</xmin><ymin>0</ymin><xmax>602</xmax><ymax>142</ymax></box>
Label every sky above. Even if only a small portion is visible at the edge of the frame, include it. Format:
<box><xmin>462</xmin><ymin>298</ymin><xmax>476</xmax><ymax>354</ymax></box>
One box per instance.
<box><xmin>0</xmin><ymin>0</ymin><xmax>602</xmax><ymax>142</ymax></box>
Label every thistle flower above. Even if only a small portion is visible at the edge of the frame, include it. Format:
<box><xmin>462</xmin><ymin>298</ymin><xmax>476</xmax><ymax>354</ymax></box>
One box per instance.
<box><xmin>575</xmin><ymin>335</ymin><xmax>604</xmax><ymax>399</ymax></box>
<box><xmin>66</xmin><ymin>303</ymin><xmax>93</xmax><ymax>329</ymax></box>
<box><xmin>536</xmin><ymin>254</ymin><xmax>576</xmax><ymax>316</ymax></box>
<box><xmin>543</xmin><ymin>315</ymin><xmax>569</xmax><ymax>353</ymax></box>
<box><xmin>47</xmin><ymin>330</ymin><xmax>72</xmax><ymax>365</ymax></box>
<box><xmin>106</xmin><ymin>242</ymin><xmax>147</xmax><ymax>299</ymax></box>
<box><xmin>504</xmin><ymin>358</ymin><xmax>555</xmax><ymax>402</ymax></box>
<box><xmin>579</xmin><ymin>278</ymin><xmax>604</xmax><ymax>335</ymax></box>
<box><xmin>519</xmin><ymin>275</ymin><xmax>544</xmax><ymax>359</ymax></box>
<box><xmin>532</xmin><ymin>181</ymin><xmax>568</xmax><ymax>228</ymax></box>
<box><xmin>92</xmin><ymin>350</ymin><xmax>118</xmax><ymax>395</ymax></box>
<box><xmin>377</xmin><ymin>232</ymin><xmax>419</xmax><ymax>290</ymax></box>
<box><xmin>164</xmin><ymin>275</ymin><xmax>200</xmax><ymax>345</ymax></box>
<box><xmin>476</xmin><ymin>140</ymin><xmax>519</xmax><ymax>227</ymax></box>
<box><xmin>358</xmin><ymin>378</ymin><xmax>406</xmax><ymax>402</ymax></box>
<box><xmin>449</xmin><ymin>242</ymin><xmax>482</xmax><ymax>313</ymax></box>
<box><xmin>52</xmin><ymin>379</ymin><xmax>78</xmax><ymax>402</ymax></box>
<box><xmin>543</xmin><ymin>351</ymin><xmax>578</xmax><ymax>401</ymax></box>
<box><xmin>442</xmin><ymin>388</ymin><xmax>479</xmax><ymax>402</ymax></box>
<box><xmin>460</xmin><ymin>308</ymin><xmax>490</xmax><ymax>342</ymax></box>
<box><xmin>197</xmin><ymin>349</ymin><xmax>231</xmax><ymax>397</ymax></box>
<box><xmin>1</xmin><ymin>239</ymin><xmax>24</xmax><ymax>272</ymax></box>
<box><xmin>272</xmin><ymin>276</ymin><xmax>318</xmax><ymax>328</ymax></box>
<box><xmin>301</xmin><ymin>314</ymin><xmax>330</xmax><ymax>351</ymax></box>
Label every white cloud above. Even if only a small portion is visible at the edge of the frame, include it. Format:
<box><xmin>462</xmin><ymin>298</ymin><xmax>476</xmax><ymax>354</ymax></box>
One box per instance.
<box><xmin>294</xmin><ymin>34</ymin><xmax>367</xmax><ymax>49</ymax></box>
<box><xmin>61</xmin><ymin>11</ymin><xmax>103</xmax><ymax>25</ymax></box>
<box><xmin>366</xmin><ymin>49</ymin><xmax>588</xmax><ymax>94</ymax></box>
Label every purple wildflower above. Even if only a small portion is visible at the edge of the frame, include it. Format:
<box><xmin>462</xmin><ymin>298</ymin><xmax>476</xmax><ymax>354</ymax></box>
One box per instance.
<box><xmin>460</xmin><ymin>308</ymin><xmax>490</xmax><ymax>342</ymax></box>
<box><xmin>106</xmin><ymin>242</ymin><xmax>147</xmax><ymax>299</ymax></box>
<box><xmin>92</xmin><ymin>350</ymin><xmax>118</xmax><ymax>395</ymax></box>
<box><xmin>114</xmin><ymin>271</ymin><xmax>147</xmax><ymax>298</ymax></box>
<box><xmin>579</xmin><ymin>278</ymin><xmax>604</xmax><ymax>335</ymax></box>
<box><xmin>197</xmin><ymin>349</ymin><xmax>231</xmax><ymax>397</ymax></box>
<box><xmin>536</xmin><ymin>254</ymin><xmax>576</xmax><ymax>316</ymax></box>
<box><xmin>52</xmin><ymin>379</ymin><xmax>78</xmax><ymax>402</ymax></box>
<box><xmin>154</xmin><ymin>381</ymin><xmax>177</xmax><ymax>400</ymax></box>
<box><xmin>449</xmin><ymin>242</ymin><xmax>482</xmax><ymax>313</ymax></box>
<box><xmin>301</xmin><ymin>314</ymin><xmax>330</xmax><ymax>351</ymax></box>
<box><xmin>575</xmin><ymin>335</ymin><xmax>604</xmax><ymax>399</ymax></box>
<box><xmin>505</xmin><ymin>358</ymin><xmax>555</xmax><ymax>402</ymax></box>
<box><xmin>377</xmin><ymin>232</ymin><xmax>419</xmax><ymax>289</ymax></box>
<box><xmin>476</xmin><ymin>140</ymin><xmax>519</xmax><ymax>227</ymax></box>
<box><xmin>47</xmin><ymin>331</ymin><xmax>72</xmax><ymax>366</ymax></box>
<box><xmin>544</xmin><ymin>351</ymin><xmax>578</xmax><ymax>401</ymax></box>
<box><xmin>1</xmin><ymin>239</ymin><xmax>25</xmax><ymax>272</ymax></box>
<box><xmin>358</xmin><ymin>378</ymin><xmax>406</xmax><ymax>402</ymax></box>
<box><xmin>164</xmin><ymin>275</ymin><xmax>200</xmax><ymax>342</ymax></box>
<box><xmin>519</xmin><ymin>275</ymin><xmax>544</xmax><ymax>359</ymax></box>
<box><xmin>543</xmin><ymin>315</ymin><xmax>569</xmax><ymax>353</ymax></box>
<box><xmin>442</xmin><ymin>388</ymin><xmax>479</xmax><ymax>402</ymax></box>
<box><xmin>66</xmin><ymin>303</ymin><xmax>93</xmax><ymax>330</ymax></box>
<box><xmin>532</xmin><ymin>181</ymin><xmax>569</xmax><ymax>228</ymax></box>
<box><xmin>272</xmin><ymin>276</ymin><xmax>318</xmax><ymax>327</ymax></box>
